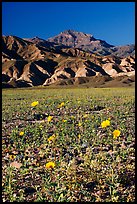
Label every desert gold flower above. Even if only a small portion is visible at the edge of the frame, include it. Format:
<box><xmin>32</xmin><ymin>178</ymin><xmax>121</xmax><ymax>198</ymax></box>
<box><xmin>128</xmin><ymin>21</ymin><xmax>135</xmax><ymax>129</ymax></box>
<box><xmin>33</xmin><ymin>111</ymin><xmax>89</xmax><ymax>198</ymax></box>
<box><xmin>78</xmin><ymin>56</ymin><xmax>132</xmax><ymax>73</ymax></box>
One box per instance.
<box><xmin>113</xmin><ymin>130</ymin><xmax>121</xmax><ymax>139</ymax></box>
<box><xmin>45</xmin><ymin>161</ymin><xmax>55</xmax><ymax>169</ymax></box>
<box><xmin>101</xmin><ymin>120</ymin><xmax>110</xmax><ymax>128</ymax></box>
<box><xmin>58</xmin><ymin>102</ymin><xmax>65</xmax><ymax>108</ymax></box>
<box><xmin>19</xmin><ymin>131</ymin><xmax>24</xmax><ymax>136</ymax></box>
<box><xmin>78</xmin><ymin>134</ymin><xmax>81</xmax><ymax>139</ymax></box>
<box><xmin>47</xmin><ymin>115</ymin><xmax>53</xmax><ymax>122</ymax></box>
<box><xmin>48</xmin><ymin>134</ymin><xmax>56</xmax><ymax>142</ymax></box>
<box><xmin>105</xmin><ymin>120</ymin><xmax>110</xmax><ymax>126</ymax></box>
<box><xmin>9</xmin><ymin>155</ymin><xmax>16</xmax><ymax>160</ymax></box>
<box><xmin>83</xmin><ymin>114</ymin><xmax>88</xmax><ymax>118</ymax></box>
<box><xmin>62</xmin><ymin>119</ymin><xmax>67</xmax><ymax>123</ymax></box>
<box><xmin>31</xmin><ymin>101</ymin><xmax>39</xmax><ymax>107</ymax></box>
<box><xmin>61</xmin><ymin>102</ymin><xmax>65</xmax><ymax>106</ymax></box>
<box><xmin>78</xmin><ymin>122</ymin><xmax>82</xmax><ymax>127</ymax></box>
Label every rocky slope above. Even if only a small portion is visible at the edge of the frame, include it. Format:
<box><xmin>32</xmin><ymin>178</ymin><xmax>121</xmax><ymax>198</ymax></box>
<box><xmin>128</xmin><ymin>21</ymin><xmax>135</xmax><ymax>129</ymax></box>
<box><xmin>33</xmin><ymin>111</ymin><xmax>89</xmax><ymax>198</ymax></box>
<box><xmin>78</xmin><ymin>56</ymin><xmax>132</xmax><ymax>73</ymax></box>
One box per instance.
<box><xmin>2</xmin><ymin>33</ymin><xmax>135</xmax><ymax>88</ymax></box>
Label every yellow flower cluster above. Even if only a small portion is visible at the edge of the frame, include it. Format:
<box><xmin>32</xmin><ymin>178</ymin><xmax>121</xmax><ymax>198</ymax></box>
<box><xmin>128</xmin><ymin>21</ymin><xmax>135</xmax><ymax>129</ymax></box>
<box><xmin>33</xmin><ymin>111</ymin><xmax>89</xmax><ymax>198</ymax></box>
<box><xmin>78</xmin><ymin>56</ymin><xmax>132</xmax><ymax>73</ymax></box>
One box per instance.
<box><xmin>113</xmin><ymin>130</ymin><xmax>121</xmax><ymax>139</ymax></box>
<box><xmin>45</xmin><ymin>161</ymin><xmax>55</xmax><ymax>169</ymax></box>
<box><xmin>19</xmin><ymin>131</ymin><xmax>24</xmax><ymax>136</ymax></box>
<box><xmin>101</xmin><ymin>119</ymin><xmax>120</xmax><ymax>139</ymax></box>
<box><xmin>48</xmin><ymin>134</ymin><xmax>56</xmax><ymax>142</ymax></box>
<box><xmin>47</xmin><ymin>115</ymin><xmax>53</xmax><ymax>122</ymax></box>
<box><xmin>101</xmin><ymin>120</ymin><xmax>110</xmax><ymax>128</ymax></box>
<box><xmin>31</xmin><ymin>101</ymin><xmax>39</xmax><ymax>107</ymax></box>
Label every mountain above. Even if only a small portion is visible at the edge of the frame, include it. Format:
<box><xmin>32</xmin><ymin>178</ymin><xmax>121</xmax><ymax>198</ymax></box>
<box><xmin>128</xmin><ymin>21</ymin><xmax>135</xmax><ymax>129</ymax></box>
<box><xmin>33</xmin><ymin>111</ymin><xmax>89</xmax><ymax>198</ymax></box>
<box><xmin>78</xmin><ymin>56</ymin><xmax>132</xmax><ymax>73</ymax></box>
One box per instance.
<box><xmin>110</xmin><ymin>44</ymin><xmax>135</xmax><ymax>58</ymax></box>
<box><xmin>47</xmin><ymin>30</ymin><xmax>135</xmax><ymax>57</ymax></box>
<box><xmin>2</xmin><ymin>33</ymin><xmax>135</xmax><ymax>88</ymax></box>
<box><xmin>24</xmin><ymin>36</ymin><xmax>69</xmax><ymax>50</ymax></box>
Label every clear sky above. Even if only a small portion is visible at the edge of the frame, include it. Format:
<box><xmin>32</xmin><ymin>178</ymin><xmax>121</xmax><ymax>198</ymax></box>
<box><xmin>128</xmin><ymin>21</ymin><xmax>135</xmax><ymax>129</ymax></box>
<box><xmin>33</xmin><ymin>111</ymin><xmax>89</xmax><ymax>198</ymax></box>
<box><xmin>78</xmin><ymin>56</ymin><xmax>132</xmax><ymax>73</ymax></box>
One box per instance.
<box><xmin>2</xmin><ymin>2</ymin><xmax>135</xmax><ymax>46</ymax></box>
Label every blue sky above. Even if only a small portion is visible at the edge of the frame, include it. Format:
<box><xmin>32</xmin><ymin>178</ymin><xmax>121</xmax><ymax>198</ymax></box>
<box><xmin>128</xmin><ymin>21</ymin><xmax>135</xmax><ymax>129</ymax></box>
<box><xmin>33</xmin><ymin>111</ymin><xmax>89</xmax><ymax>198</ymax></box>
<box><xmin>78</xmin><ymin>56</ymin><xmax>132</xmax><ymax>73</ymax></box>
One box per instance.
<box><xmin>2</xmin><ymin>2</ymin><xmax>135</xmax><ymax>46</ymax></box>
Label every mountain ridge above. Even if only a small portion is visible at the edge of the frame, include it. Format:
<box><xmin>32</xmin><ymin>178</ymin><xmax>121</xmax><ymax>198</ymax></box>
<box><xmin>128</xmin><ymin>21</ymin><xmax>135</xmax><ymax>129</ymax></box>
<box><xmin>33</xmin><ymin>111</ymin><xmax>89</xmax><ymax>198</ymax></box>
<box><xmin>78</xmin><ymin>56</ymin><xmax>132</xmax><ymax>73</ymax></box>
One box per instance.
<box><xmin>47</xmin><ymin>30</ymin><xmax>134</xmax><ymax>57</ymax></box>
<box><xmin>22</xmin><ymin>30</ymin><xmax>135</xmax><ymax>58</ymax></box>
<box><xmin>2</xmin><ymin>31</ymin><xmax>135</xmax><ymax>88</ymax></box>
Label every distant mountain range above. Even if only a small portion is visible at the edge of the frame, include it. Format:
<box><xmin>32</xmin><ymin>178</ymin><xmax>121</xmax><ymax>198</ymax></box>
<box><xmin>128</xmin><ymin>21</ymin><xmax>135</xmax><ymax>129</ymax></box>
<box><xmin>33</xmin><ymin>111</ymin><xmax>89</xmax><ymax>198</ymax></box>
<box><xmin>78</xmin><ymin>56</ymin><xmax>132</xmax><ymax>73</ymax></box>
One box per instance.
<box><xmin>2</xmin><ymin>30</ymin><xmax>135</xmax><ymax>88</ymax></box>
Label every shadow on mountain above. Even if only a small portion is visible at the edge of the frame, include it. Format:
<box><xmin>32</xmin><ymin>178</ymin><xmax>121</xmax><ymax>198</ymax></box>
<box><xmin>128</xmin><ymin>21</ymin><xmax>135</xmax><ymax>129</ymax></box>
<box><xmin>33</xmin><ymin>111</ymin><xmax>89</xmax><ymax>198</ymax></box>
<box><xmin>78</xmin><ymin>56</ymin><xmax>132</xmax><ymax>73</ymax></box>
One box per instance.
<box><xmin>2</xmin><ymin>74</ymin><xmax>11</xmax><ymax>82</ymax></box>
<box><xmin>2</xmin><ymin>41</ymin><xmax>24</xmax><ymax>60</ymax></box>
<box><xmin>64</xmin><ymin>67</ymin><xmax>75</xmax><ymax>77</ymax></box>
<box><xmin>28</xmin><ymin>63</ymin><xmax>50</xmax><ymax>86</ymax></box>
<box><xmin>85</xmin><ymin>60</ymin><xmax>109</xmax><ymax>75</ymax></box>
<box><xmin>34</xmin><ymin>59</ymin><xmax>58</xmax><ymax>74</ymax></box>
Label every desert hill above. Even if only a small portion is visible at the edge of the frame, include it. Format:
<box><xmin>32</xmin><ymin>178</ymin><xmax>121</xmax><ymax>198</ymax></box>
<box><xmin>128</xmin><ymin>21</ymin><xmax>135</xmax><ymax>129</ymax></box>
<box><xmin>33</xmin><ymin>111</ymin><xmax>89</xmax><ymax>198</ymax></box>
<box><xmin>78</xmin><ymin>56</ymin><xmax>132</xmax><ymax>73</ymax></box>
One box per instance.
<box><xmin>2</xmin><ymin>31</ymin><xmax>135</xmax><ymax>88</ymax></box>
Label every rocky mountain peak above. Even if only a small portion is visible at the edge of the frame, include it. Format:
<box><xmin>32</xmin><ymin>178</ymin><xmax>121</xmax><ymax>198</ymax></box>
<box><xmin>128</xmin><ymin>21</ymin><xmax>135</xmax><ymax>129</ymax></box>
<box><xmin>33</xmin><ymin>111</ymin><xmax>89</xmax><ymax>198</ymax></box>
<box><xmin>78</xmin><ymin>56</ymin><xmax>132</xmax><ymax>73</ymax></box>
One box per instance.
<box><xmin>60</xmin><ymin>29</ymin><xmax>94</xmax><ymax>38</ymax></box>
<box><xmin>47</xmin><ymin>30</ymin><xmax>114</xmax><ymax>53</ymax></box>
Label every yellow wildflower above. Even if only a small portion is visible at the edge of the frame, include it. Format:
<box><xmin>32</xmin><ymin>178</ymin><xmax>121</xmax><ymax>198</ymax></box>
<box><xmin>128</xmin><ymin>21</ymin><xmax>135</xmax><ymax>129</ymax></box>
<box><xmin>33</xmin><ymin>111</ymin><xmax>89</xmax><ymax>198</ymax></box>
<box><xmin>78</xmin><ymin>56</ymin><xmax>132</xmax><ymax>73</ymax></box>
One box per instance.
<box><xmin>101</xmin><ymin>120</ymin><xmax>110</xmax><ymax>128</ymax></box>
<box><xmin>19</xmin><ymin>131</ymin><xmax>24</xmax><ymax>136</ymax></box>
<box><xmin>45</xmin><ymin>161</ymin><xmax>55</xmax><ymax>169</ymax></box>
<box><xmin>78</xmin><ymin>122</ymin><xmax>82</xmax><ymax>127</ymax></box>
<box><xmin>78</xmin><ymin>134</ymin><xmax>81</xmax><ymax>139</ymax></box>
<box><xmin>83</xmin><ymin>114</ymin><xmax>88</xmax><ymax>118</ymax></box>
<box><xmin>58</xmin><ymin>102</ymin><xmax>65</xmax><ymax>108</ymax></box>
<box><xmin>48</xmin><ymin>134</ymin><xmax>56</xmax><ymax>142</ymax></box>
<box><xmin>31</xmin><ymin>101</ymin><xmax>39</xmax><ymax>107</ymax></box>
<box><xmin>105</xmin><ymin>120</ymin><xmax>110</xmax><ymax>126</ymax></box>
<box><xmin>113</xmin><ymin>130</ymin><xmax>121</xmax><ymax>139</ymax></box>
<box><xmin>61</xmin><ymin>102</ymin><xmax>65</xmax><ymax>106</ymax></box>
<box><xmin>62</xmin><ymin>119</ymin><xmax>67</xmax><ymax>123</ymax></box>
<box><xmin>9</xmin><ymin>155</ymin><xmax>16</xmax><ymax>160</ymax></box>
<box><xmin>47</xmin><ymin>116</ymin><xmax>53</xmax><ymax>122</ymax></box>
